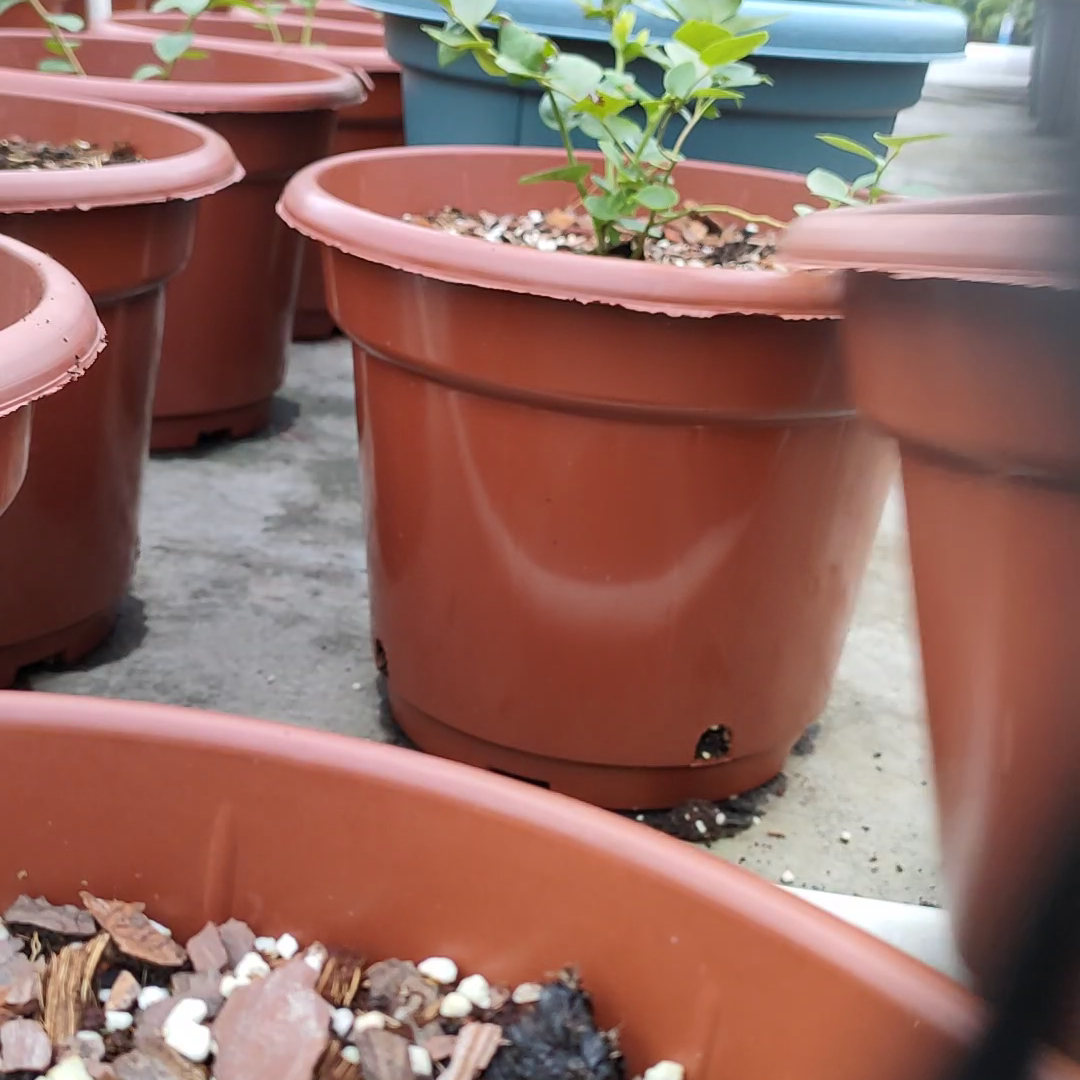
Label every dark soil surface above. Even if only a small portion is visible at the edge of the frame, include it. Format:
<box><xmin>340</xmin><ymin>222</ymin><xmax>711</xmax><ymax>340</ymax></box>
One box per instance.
<box><xmin>0</xmin><ymin>893</ymin><xmax>648</xmax><ymax>1080</ymax></box>
<box><xmin>0</xmin><ymin>138</ymin><xmax>141</xmax><ymax>171</ymax></box>
<box><xmin>404</xmin><ymin>206</ymin><xmax>778</xmax><ymax>270</ymax></box>
<box><xmin>622</xmin><ymin>774</ymin><xmax>789</xmax><ymax>845</ymax></box>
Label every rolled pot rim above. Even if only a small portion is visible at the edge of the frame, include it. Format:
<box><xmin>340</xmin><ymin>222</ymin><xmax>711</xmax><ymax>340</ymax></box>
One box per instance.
<box><xmin>777</xmin><ymin>191</ymin><xmax>1073</xmax><ymax>289</ymax></box>
<box><xmin>0</xmin><ymin>233</ymin><xmax>105</xmax><ymax>418</ymax></box>
<box><xmin>0</xmin><ymin>688</ymin><xmax>984</xmax><ymax>1039</ymax></box>
<box><xmin>0</xmin><ymin>29</ymin><xmax>363</xmax><ymax>114</ymax></box>
<box><xmin>0</xmin><ymin>88</ymin><xmax>244</xmax><ymax>212</ymax></box>
<box><xmin>104</xmin><ymin>11</ymin><xmax>400</xmax><ymax>76</ymax></box>
<box><xmin>277</xmin><ymin>145</ymin><xmax>844</xmax><ymax>320</ymax></box>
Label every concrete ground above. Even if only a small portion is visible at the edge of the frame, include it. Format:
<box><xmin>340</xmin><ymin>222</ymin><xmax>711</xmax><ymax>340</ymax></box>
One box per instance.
<box><xmin>23</xmin><ymin>49</ymin><xmax>1068</xmax><ymax>907</ymax></box>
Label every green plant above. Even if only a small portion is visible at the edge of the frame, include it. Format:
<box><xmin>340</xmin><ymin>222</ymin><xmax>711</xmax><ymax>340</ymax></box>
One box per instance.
<box><xmin>426</xmin><ymin>0</ymin><xmax>785</xmax><ymax>258</ymax></box>
<box><xmin>0</xmin><ymin>0</ymin><xmax>315</xmax><ymax>80</ymax></box>
<box><xmin>0</xmin><ymin>0</ymin><xmax>86</xmax><ymax>73</ymax></box>
<box><xmin>796</xmin><ymin>132</ymin><xmax>945</xmax><ymax>213</ymax></box>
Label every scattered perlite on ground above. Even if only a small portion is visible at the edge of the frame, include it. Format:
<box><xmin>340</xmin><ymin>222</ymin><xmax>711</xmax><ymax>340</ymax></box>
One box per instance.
<box><xmin>0</xmin><ymin>894</ymin><xmax>685</xmax><ymax>1080</ymax></box>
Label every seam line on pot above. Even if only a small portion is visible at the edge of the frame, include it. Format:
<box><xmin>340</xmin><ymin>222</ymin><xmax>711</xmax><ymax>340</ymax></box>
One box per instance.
<box><xmin>360</xmin><ymin>342</ymin><xmax>856</xmax><ymax>426</ymax></box>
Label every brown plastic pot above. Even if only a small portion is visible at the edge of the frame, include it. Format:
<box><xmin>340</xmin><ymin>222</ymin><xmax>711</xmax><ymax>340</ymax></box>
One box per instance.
<box><xmin>779</xmin><ymin>192</ymin><xmax>1079</xmax><ymax>1016</ymax></box>
<box><xmin>278</xmin><ymin>145</ymin><xmax>894</xmax><ymax>810</ymax></box>
<box><xmin>0</xmin><ymin>88</ymin><xmax>241</xmax><ymax>687</ymax></box>
<box><xmin>0</xmin><ymin>31</ymin><xmax>360</xmax><ymax>450</ymax></box>
<box><xmin>0</xmin><ymin>233</ymin><xmax>104</xmax><ymax>518</ymax></box>
<box><xmin>107</xmin><ymin>10</ymin><xmax>402</xmax><ymax>341</ymax></box>
<box><xmin>3</xmin><ymin>690</ymin><xmax>1080</xmax><ymax>1080</ymax></box>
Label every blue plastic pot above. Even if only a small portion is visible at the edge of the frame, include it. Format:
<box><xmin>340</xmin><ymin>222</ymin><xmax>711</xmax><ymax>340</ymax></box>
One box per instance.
<box><xmin>353</xmin><ymin>0</ymin><xmax>965</xmax><ymax>178</ymax></box>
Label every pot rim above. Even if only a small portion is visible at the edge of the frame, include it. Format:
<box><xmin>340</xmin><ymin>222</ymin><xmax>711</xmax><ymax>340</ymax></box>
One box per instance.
<box><xmin>0</xmin><ymin>89</ymin><xmax>243</xmax><ymax>212</ymax></box>
<box><xmin>277</xmin><ymin>144</ymin><xmax>843</xmax><ymax>319</ymax></box>
<box><xmin>0</xmin><ymin>689</ymin><xmax>981</xmax><ymax>1035</ymax></box>
<box><xmin>0</xmin><ymin>233</ymin><xmax>105</xmax><ymax>418</ymax></box>
<box><xmin>778</xmin><ymin>190</ymin><xmax>1072</xmax><ymax>288</ymax></box>
<box><xmin>0</xmin><ymin>29</ymin><xmax>362</xmax><ymax>114</ymax></box>
<box><xmin>104</xmin><ymin>13</ymin><xmax>400</xmax><ymax>77</ymax></box>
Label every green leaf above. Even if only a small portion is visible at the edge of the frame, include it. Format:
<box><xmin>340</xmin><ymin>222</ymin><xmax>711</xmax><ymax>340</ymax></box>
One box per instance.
<box><xmin>38</xmin><ymin>56</ymin><xmax>76</xmax><ymax>72</ymax></box>
<box><xmin>815</xmin><ymin>133</ymin><xmax>881</xmax><ymax>163</ymax></box>
<box><xmin>873</xmin><ymin>131</ymin><xmax>946</xmax><ymax>149</ymax></box>
<box><xmin>673</xmin><ymin>19</ymin><xmax>731</xmax><ymax>52</ymax></box>
<box><xmin>519</xmin><ymin>163</ymin><xmax>590</xmax><ymax>185</ymax></box>
<box><xmin>132</xmin><ymin>61</ymin><xmax>166</xmax><ymax>79</ymax></box>
<box><xmin>537</xmin><ymin>90</ymin><xmax>577</xmax><ymax>131</ymax></box>
<box><xmin>806</xmin><ymin>167</ymin><xmax>856</xmax><ymax>204</ymax></box>
<box><xmin>0</xmin><ymin>0</ymin><xmax>24</xmax><ymax>16</ymax></box>
<box><xmin>635</xmin><ymin>184</ymin><xmax>679</xmax><ymax>211</ymax></box>
<box><xmin>449</xmin><ymin>0</ymin><xmax>496</xmax><ymax>28</ymax></box>
<box><xmin>46</xmin><ymin>12</ymin><xmax>84</xmax><ymax>30</ymax></box>
<box><xmin>42</xmin><ymin>37</ymin><xmax>66</xmax><ymax>54</ymax></box>
<box><xmin>182</xmin><ymin>47</ymin><xmax>208</xmax><ymax>58</ymax></box>
<box><xmin>792</xmin><ymin>203</ymin><xmax>816</xmax><ymax>217</ymax></box>
<box><xmin>496</xmin><ymin>20</ymin><xmax>549</xmax><ymax>73</ymax></box>
<box><xmin>617</xmin><ymin>217</ymin><xmax>649</xmax><ymax>233</ymax></box>
<box><xmin>603</xmin><ymin>113</ymin><xmax>643</xmax><ymax>145</ymax></box>
<box><xmin>583</xmin><ymin>193</ymin><xmax>624</xmax><ymax>221</ymax></box>
<box><xmin>715</xmin><ymin>60</ymin><xmax>764</xmax><ymax>86</ymax></box>
<box><xmin>691</xmin><ymin>86</ymin><xmax>742</xmax><ymax>101</ymax></box>
<box><xmin>663</xmin><ymin>39</ymin><xmax>701</xmax><ymax>67</ymax></box>
<box><xmin>545</xmin><ymin>53</ymin><xmax>603</xmax><ymax>102</ymax></box>
<box><xmin>701</xmin><ymin>30</ymin><xmax>768</xmax><ymax>66</ymax></box>
<box><xmin>153</xmin><ymin>30</ymin><xmax>195</xmax><ymax>63</ymax></box>
<box><xmin>663</xmin><ymin>60</ymin><xmax>700</xmax><ymax>98</ymax></box>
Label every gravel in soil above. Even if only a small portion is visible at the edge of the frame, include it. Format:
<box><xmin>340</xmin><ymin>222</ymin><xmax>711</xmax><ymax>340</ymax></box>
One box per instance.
<box><xmin>0</xmin><ymin>139</ymin><xmax>141</xmax><ymax>171</ymax></box>
<box><xmin>0</xmin><ymin>894</ymin><xmax>683</xmax><ymax>1080</ymax></box>
<box><xmin>404</xmin><ymin>206</ymin><xmax>778</xmax><ymax>270</ymax></box>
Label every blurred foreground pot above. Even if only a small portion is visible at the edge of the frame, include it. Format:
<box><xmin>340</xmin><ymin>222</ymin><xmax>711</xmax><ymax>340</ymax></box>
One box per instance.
<box><xmin>278</xmin><ymin>145</ymin><xmax>893</xmax><ymax>810</ymax></box>
<box><xmin>780</xmin><ymin>192</ymin><xmax>1079</xmax><ymax>1025</ymax></box>
<box><xmin>107</xmin><ymin>10</ymin><xmax>403</xmax><ymax>341</ymax></box>
<box><xmin>0</xmin><ymin>32</ymin><xmax>359</xmax><ymax>450</ymax></box>
<box><xmin>1</xmin><ymin>690</ymin><xmax>1079</xmax><ymax>1080</ymax></box>
<box><xmin>0</xmin><ymin>90</ymin><xmax>239</xmax><ymax>687</ymax></box>
<box><xmin>0</xmin><ymin>234</ymin><xmax>103</xmax><ymax>518</ymax></box>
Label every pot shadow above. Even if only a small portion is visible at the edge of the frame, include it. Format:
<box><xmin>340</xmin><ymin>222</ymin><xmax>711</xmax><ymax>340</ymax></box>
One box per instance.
<box><xmin>12</xmin><ymin>593</ymin><xmax>149</xmax><ymax>688</ymax></box>
<box><xmin>151</xmin><ymin>396</ymin><xmax>301</xmax><ymax>461</ymax></box>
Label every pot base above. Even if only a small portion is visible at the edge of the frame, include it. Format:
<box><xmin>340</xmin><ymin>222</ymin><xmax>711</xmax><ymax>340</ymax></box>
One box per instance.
<box><xmin>292</xmin><ymin>308</ymin><xmax>339</xmax><ymax>341</ymax></box>
<box><xmin>0</xmin><ymin>603</ymin><xmax>118</xmax><ymax>689</ymax></box>
<box><xmin>392</xmin><ymin>694</ymin><xmax>790</xmax><ymax>810</ymax></box>
<box><xmin>150</xmin><ymin>399</ymin><xmax>272</xmax><ymax>452</ymax></box>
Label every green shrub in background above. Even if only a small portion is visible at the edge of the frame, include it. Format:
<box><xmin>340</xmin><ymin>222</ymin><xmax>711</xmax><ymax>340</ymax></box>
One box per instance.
<box><xmin>925</xmin><ymin>0</ymin><xmax>1034</xmax><ymax>44</ymax></box>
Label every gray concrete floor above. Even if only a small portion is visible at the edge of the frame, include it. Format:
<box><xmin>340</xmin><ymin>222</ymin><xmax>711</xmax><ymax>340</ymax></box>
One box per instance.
<box><xmin>24</xmin><ymin>61</ymin><xmax>1069</xmax><ymax>906</ymax></box>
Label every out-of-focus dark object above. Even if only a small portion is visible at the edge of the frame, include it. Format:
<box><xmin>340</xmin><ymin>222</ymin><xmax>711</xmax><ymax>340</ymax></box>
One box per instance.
<box><xmin>950</xmin><ymin>818</ymin><xmax>1080</xmax><ymax>1080</ymax></box>
<box><xmin>779</xmin><ymin>190</ymin><xmax>1080</xmax><ymax>1052</ymax></box>
<box><xmin>1031</xmin><ymin>0</ymin><xmax>1080</xmax><ymax>134</ymax></box>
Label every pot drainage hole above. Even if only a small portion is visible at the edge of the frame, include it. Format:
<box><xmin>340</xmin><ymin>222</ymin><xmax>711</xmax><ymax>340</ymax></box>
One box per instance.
<box><xmin>0</xmin><ymin>893</ymin><xmax>685</xmax><ymax>1080</ymax></box>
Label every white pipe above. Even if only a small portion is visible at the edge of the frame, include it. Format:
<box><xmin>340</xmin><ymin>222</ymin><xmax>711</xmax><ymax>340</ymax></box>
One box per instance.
<box><xmin>784</xmin><ymin>887</ymin><xmax>970</xmax><ymax>984</ymax></box>
<box><xmin>85</xmin><ymin>0</ymin><xmax>113</xmax><ymax>29</ymax></box>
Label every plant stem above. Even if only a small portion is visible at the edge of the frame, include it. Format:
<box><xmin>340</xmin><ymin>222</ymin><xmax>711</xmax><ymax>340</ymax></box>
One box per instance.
<box><xmin>547</xmin><ymin>92</ymin><xmax>606</xmax><ymax>252</ymax></box>
<box><xmin>27</xmin><ymin>0</ymin><xmax>85</xmax><ymax>75</ymax></box>
<box><xmin>299</xmin><ymin>2</ymin><xmax>315</xmax><ymax>45</ymax></box>
<box><xmin>261</xmin><ymin>1</ymin><xmax>284</xmax><ymax>44</ymax></box>
<box><xmin>656</xmin><ymin>204</ymin><xmax>786</xmax><ymax>230</ymax></box>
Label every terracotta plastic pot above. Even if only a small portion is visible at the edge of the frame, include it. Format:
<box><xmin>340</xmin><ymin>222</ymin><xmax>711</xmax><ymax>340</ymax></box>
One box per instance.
<box><xmin>278</xmin><ymin>145</ymin><xmax>893</xmax><ymax>810</ymax></box>
<box><xmin>0</xmin><ymin>89</ymin><xmax>240</xmax><ymax>687</ymax></box>
<box><xmin>107</xmin><ymin>11</ymin><xmax>403</xmax><ymax>341</ymax></box>
<box><xmin>0</xmin><ymin>234</ymin><xmax>104</xmax><ymax>518</ymax></box>
<box><xmin>779</xmin><ymin>192</ymin><xmax>1078</xmax><ymax>1014</ymax></box>
<box><xmin>0</xmin><ymin>31</ymin><xmax>360</xmax><ymax>450</ymax></box>
<box><xmin>2</xmin><ymin>690</ymin><xmax>1079</xmax><ymax>1080</ymax></box>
